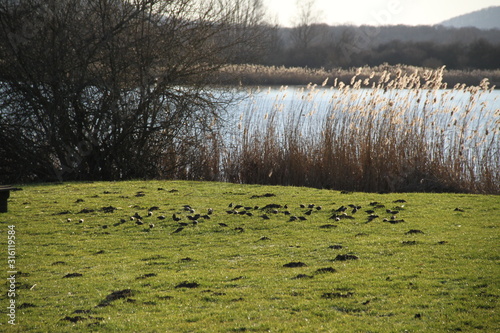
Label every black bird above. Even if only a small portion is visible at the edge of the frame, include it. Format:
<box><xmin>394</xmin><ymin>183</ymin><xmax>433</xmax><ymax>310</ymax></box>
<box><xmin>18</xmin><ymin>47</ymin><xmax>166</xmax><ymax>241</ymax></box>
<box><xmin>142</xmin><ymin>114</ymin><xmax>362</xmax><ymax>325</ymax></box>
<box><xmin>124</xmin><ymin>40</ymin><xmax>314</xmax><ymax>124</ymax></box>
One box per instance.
<box><xmin>365</xmin><ymin>209</ymin><xmax>375</xmax><ymax>214</ymax></box>
<box><xmin>234</xmin><ymin>227</ymin><xmax>244</xmax><ymax>232</ymax></box>
<box><xmin>315</xmin><ymin>206</ymin><xmax>322</xmax><ymax>210</ymax></box>
<box><xmin>305</xmin><ymin>210</ymin><xmax>313</xmax><ymax>215</ymax></box>
<box><xmin>298</xmin><ymin>216</ymin><xmax>307</xmax><ymax>221</ymax></box>
<box><xmin>219</xmin><ymin>223</ymin><xmax>228</xmax><ymax>227</ymax></box>
<box><xmin>172</xmin><ymin>227</ymin><xmax>184</xmax><ymax>233</ymax></box>
<box><xmin>300</xmin><ymin>204</ymin><xmax>306</xmax><ymax>208</ymax></box>
<box><xmin>289</xmin><ymin>216</ymin><xmax>298</xmax><ymax>222</ymax></box>
<box><xmin>179</xmin><ymin>222</ymin><xmax>189</xmax><ymax>226</ymax></box>
<box><xmin>336</xmin><ymin>206</ymin><xmax>347</xmax><ymax>212</ymax></box>
<box><xmin>157</xmin><ymin>215</ymin><xmax>166</xmax><ymax>220</ymax></box>
<box><xmin>308</xmin><ymin>204</ymin><xmax>315</xmax><ymax>208</ymax></box>
<box><xmin>172</xmin><ymin>214</ymin><xmax>181</xmax><ymax>222</ymax></box>
<box><xmin>147</xmin><ymin>211</ymin><xmax>153</xmax><ymax>217</ymax></box>
<box><xmin>234</xmin><ymin>205</ymin><xmax>244</xmax><ymax>209</ymax></box>
<box><xmin>207</xmin><ymin>208</ymin><xmax>214</xmax><ymax>215</ymax></box>
<box><xmin>261</xmin><ymin>214</ymin><xmax>270</xmax><ymax>220</ymax></box>
<box><xmin>386</xmin><ymin>209</ymin><xmax>399</xmax><ymax>215</ymax></box>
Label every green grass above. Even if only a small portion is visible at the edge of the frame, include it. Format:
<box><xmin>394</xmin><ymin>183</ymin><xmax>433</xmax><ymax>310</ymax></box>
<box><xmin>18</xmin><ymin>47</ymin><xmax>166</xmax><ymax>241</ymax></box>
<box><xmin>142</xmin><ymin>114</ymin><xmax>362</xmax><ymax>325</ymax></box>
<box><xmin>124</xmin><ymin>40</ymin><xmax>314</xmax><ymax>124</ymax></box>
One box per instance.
<box><xmin>1</xmin><ymin>180</ymin><xmax>499</xmax><ymax>332</ymax></box>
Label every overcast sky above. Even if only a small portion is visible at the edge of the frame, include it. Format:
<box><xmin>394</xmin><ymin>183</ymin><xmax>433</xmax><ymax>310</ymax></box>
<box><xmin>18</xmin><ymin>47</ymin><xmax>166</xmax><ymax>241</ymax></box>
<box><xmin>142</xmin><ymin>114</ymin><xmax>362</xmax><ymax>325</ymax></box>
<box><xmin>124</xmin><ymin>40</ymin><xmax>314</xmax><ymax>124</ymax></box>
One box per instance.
<box><xmin>265</xmin><ymin>0</ymin><xmax>500</xmax><ymax>26</ymax></box>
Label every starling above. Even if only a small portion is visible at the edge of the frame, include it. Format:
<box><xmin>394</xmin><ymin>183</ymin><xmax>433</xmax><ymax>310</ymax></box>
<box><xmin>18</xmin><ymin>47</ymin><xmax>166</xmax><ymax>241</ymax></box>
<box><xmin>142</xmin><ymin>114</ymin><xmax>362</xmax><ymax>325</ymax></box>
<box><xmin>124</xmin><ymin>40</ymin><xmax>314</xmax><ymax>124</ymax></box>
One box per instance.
<box><xmin>172</xmin><ymin>227</ymin><xmax>184</xmax><ymax>234</ymax></box>
<box><xmin>336</xmin><ymin>206</ymin><xmax>347</xmax><ymax>212</ymax></box>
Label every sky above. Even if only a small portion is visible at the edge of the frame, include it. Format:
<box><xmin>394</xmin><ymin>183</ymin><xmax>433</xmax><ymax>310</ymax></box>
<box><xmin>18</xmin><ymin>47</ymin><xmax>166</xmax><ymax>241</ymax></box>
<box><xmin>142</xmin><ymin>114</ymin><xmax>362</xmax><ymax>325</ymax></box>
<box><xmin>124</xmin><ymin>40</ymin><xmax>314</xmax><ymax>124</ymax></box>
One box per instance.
<box><xmin>264</xmin><ymin>0</ymin><xmax>500</xmax><ymax>27</ymax></box>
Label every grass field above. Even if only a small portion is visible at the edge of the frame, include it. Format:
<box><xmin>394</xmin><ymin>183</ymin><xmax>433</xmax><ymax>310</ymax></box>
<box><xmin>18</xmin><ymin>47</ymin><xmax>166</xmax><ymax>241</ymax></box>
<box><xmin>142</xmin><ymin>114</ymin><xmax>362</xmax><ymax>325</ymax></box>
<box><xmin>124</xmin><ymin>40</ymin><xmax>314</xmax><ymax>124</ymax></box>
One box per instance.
<box><xmin>1</xmin><ymin>180</ymin><xmax>499</xmax><ymax>332</ymax></box>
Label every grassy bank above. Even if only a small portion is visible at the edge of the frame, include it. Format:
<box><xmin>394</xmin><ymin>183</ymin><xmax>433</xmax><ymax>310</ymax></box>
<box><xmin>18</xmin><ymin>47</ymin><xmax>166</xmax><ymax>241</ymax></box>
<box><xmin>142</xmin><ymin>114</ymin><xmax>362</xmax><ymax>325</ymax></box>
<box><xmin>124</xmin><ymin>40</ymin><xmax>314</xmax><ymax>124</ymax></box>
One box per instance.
<box><xmin>1</xmin><ymin>180</ymin><xmax>499</xmax><ymax>332</ymax></box>
<box><xmin>217</xmin><ymin>64</ymin><xmax>500</xmax><ymax>88</ymax></box>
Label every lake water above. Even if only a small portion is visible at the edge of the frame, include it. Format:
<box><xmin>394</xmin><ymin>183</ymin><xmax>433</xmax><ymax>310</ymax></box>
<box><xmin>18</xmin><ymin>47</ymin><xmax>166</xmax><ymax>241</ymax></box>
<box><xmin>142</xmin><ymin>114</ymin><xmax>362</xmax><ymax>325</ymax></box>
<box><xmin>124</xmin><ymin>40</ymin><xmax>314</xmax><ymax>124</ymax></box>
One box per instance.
<box><xmin>225</xmin><ymin>85</ymin><xmax>500</xmax><ymax>141</ymax></box>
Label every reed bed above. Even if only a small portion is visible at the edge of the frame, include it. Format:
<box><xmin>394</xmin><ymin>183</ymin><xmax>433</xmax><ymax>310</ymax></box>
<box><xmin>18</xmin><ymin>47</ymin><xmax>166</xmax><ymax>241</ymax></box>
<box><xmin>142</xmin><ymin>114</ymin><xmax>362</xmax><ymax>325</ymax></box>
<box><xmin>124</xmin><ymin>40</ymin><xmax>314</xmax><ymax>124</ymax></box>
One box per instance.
<box><xmin>170</xmin><ymin>66</ymin><xmax>499</xmax><ymax>194</ymax></box>
<box><xmin>217</xmin><ymin>64</ymin><xmax>500</xmax><ymax>89</ymax></box>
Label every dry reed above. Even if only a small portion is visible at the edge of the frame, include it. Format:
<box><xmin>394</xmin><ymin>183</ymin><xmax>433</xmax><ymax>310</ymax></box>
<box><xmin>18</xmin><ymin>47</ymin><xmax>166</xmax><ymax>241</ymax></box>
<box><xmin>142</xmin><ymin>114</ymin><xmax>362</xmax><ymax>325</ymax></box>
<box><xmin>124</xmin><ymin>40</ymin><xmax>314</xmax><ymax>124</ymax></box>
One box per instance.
<box><xmin>168</xmin><ymin>66</ymin><xmax>499</xmax><ymax>194</ymax></box>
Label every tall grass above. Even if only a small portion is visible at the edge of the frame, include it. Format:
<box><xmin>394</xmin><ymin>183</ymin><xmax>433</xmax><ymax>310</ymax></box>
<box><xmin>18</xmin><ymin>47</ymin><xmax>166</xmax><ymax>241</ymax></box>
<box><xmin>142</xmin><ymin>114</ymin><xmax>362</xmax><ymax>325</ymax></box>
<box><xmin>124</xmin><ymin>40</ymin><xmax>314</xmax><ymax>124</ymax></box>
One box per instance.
<box><xmin>169</xmin><ymin>66</ymin><xmax>499</xmax><ymax>194</ymax></box>
<box><xmin>217</xmin><ymin>63</ymin><xmax>500</xmax><ymax>88</ymax></box>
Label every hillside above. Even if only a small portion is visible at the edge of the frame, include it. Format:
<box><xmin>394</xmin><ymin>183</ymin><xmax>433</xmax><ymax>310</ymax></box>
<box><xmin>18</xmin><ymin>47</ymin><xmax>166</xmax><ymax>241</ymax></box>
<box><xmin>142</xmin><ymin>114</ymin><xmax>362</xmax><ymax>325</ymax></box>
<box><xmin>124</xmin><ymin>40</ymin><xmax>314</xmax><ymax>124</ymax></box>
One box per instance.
<box><xmin>439</xmin><ymin>6</ymin><xmax>500</xmax><ymax>30</ymax></box>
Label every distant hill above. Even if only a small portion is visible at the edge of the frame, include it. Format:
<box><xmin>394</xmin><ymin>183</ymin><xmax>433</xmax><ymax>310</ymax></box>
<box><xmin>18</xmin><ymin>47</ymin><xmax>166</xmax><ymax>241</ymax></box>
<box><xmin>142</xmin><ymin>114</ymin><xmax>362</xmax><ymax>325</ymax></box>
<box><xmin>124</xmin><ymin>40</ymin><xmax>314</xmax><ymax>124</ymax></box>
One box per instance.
<box><xmin>439</xmin><ymin>6</ymin><xmax>500</xmax><ymax>30</ymax></box>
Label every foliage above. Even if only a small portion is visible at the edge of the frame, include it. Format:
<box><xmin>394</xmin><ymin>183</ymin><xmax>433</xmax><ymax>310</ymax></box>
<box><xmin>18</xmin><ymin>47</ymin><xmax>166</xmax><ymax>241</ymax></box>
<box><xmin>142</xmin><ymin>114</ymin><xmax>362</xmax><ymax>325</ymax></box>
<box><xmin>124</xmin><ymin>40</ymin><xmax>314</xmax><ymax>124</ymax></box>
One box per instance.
<box><xmin>0</xmin><ymin>0</ymin><xmax>269</xmax><ymax>183</ymax></box>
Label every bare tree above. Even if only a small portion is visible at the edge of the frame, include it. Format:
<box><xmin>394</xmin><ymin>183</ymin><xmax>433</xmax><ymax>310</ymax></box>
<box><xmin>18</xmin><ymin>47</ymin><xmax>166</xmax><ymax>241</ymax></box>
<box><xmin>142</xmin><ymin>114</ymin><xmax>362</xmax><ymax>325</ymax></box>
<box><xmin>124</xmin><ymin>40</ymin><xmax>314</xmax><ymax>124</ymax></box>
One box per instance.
<box><xmin>0</xmin><ymin>0</ymin><xmax>267</xmax><ymax>182</ymax></box>
<box><xmin>290</xmin><ymin>0</ymin><xmax>324</xmax><ymax>49</ymax></box>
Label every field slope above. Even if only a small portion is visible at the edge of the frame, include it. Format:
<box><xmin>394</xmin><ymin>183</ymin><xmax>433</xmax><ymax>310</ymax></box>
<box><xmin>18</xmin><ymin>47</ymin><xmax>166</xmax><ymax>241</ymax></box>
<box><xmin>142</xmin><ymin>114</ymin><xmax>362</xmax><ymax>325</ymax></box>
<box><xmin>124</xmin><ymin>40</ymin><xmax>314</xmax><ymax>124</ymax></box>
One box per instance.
<box><xmin>1</xmin><ymin>181</ymin><xmax>499</xmax><ymax>332</ymax></box>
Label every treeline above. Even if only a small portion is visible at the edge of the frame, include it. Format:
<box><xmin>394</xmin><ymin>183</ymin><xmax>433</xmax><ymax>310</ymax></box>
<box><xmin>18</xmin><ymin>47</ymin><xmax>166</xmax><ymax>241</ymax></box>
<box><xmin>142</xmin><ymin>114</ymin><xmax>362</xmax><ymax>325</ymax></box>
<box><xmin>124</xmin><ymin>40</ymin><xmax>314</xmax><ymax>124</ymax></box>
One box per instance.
<box><xmin>243</xmin><ymin>24</ymin><xmax>500</xmax><ymax>70</ymax></box>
